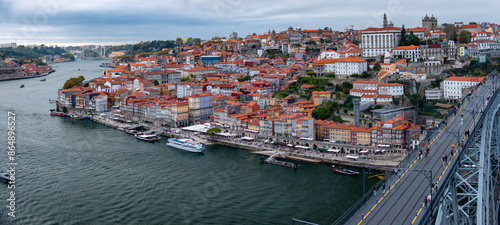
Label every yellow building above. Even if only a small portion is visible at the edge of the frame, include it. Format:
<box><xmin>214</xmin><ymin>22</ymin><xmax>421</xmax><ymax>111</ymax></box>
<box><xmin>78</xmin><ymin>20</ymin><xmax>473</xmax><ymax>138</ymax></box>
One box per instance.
<box><xmin>458</xmin><ymin>45</ymin><xmax>467</xmax><ymax>57</ymax></box>
<box><xmin>312</xmin><ymin>91</ymin><xmax>331</xmax><ymax>106</ymax></box>
<box><xmin>171</xmin><ymin>101</ymin><xmax>189</xmax><ymax>126</ymax></box>
<box><xmin>351</xmin><ymin>127</ymin><xmax>371</xmax><ymax>145</ymax></box>
<box><xmin>326</xmin><ymin>123</ymin><xmax>351</xmax><ymax>143</ymax></box>
<box><xmin>248</xmin><ymin>119</ymin><xmax>260</xmax><ymax>133</ymax></box>
<box><xmin>159</xmin><ymin>83</ymin><xmax>175</xmax><ymax>96</ymax></box>
<box><xmin>380</xmin><ymin>63</ymin><xmax>396</xmax><ymax>72</ymax></box>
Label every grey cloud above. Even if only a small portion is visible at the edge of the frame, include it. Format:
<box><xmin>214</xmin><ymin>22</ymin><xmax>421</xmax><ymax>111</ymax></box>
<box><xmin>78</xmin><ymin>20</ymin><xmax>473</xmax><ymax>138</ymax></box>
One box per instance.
<box><xmin>0</xmin><ymin>0</ymin><xmax>498</xmax><ymax>45</ymax></box>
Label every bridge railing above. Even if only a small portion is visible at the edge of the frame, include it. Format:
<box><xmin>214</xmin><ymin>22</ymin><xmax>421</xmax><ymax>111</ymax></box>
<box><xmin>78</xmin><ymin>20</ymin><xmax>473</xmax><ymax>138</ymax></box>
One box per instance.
<box><xmin>418</xmin><ymin>86</ymin><xmax>500</xmax><ymax>225</ymax></box>
<box><xmin>330</xmin><ymin>96</ymin><xmax>457</xmax><ymax>225</ymax></box>
<box><xmin>331</xmin><ymin>178</ymin><xmax>387</xmax><ymax>225</ymax></box>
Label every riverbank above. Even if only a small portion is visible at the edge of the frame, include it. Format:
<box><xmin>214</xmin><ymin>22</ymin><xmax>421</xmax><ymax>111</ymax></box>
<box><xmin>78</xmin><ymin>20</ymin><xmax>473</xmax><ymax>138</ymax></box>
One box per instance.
<box><xmin>0</xmin><ymin>69</ymin><xmax>55</xmax><ymax>81</ymax></box>
<box><xmin>86</xmin><ymin>112</ymin><xmax>403</xmax><ymax>168</ymax></box>
<box><xmin>207</xmin><ymin>137</ymin><xmax>401</xmax><ymax>168</ymax></box>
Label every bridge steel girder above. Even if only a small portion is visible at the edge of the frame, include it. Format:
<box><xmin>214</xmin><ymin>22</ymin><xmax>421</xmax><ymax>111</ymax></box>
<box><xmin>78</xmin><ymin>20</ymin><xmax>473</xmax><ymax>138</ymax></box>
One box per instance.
<box><xmin>434</xmin><ymin>84</ymin><xmax>500</xmax><ymax>225</ymax></box>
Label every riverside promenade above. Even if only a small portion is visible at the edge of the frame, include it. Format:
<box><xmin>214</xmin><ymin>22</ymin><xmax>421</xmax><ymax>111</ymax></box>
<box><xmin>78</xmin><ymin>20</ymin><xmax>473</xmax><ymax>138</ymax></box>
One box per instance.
<box><xmin>89</xmin><ymin>112</ymin><xmax>403</xmax><ymax>168</ymax></box>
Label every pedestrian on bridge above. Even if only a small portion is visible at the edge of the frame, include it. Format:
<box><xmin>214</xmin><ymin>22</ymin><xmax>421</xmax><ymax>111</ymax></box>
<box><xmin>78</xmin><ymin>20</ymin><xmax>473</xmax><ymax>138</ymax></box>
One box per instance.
<box><xmin>423</xmin><ymin>195</ymin><xmax>428</xmax><ymax>207</ymax></box>
<box><xmin>373</xmin><ymin>186</ymin><xmax>377</xmax><ymax>196</ymax></box>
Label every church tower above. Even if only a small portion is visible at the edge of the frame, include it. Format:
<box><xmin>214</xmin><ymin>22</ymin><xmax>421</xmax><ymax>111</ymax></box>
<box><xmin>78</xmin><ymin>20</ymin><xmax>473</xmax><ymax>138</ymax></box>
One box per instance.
<box><xmin>383</xmin><ymin>13</ymin><xmax>388</xmax><ymax>28</ymax></box>
<box><xmin>422</xmin><ymin>14</ymin><xmax>437</xmax><ymax>31</ymax></box>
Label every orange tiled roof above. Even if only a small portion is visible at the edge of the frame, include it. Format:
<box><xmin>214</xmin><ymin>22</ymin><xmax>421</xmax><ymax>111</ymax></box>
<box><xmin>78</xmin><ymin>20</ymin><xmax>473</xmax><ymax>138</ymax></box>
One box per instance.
<box><xmin>393</xmin><ymin>45</ymin><xmax>420</xmax><ymax>50</ymax></box>
<box><xmin>353</xmin><ymin>80</ymin><xmax>379</xmax><ymax>84</ymax></box>
<box><xmin>336</xmin><ymin>56</ymin><xmax>366</xmax><ymax>63</ymax></box>
<box><xmin>445</xmin><ymin>76</ymin><xmax>485</xmax><ymax>82</ymax></box>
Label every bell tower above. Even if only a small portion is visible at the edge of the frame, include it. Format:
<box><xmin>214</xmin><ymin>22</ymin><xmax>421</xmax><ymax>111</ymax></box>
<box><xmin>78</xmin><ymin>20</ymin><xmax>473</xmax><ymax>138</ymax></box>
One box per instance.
<box><xmin>383</xmin><ymin>13</ymin><xmax>388</xmax><ymax>28</ymax></box>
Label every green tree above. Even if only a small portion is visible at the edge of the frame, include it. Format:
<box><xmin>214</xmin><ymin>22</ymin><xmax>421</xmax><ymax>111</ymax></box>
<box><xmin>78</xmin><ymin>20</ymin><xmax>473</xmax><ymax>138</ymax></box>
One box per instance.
<box><xmin>153</xmin><ymin>80</ymin><xmax>160</xmax><ymax>86</ymax></box>
<box><xmin>312</xmin><ymin>107</ymin><xmax>330</xmax><ymax>120</ymax></box>
<box><xmin>336</xmin><ymin>81</ymin><xmax>353</xmax><ymax>94</ymax></box>
<box><xmin>333</xmin><ymin>115</ymin><xmax>343</xmax><ymax>123</ymax></box>
<box><xmin>306</xmin><ymin>71</ymin><xmax>316</xmax><ymax>76</ymax></box>
<box><xmin>251</xmin><ymin>44</ymin><xmax>257</xmax><ymax>49</ymax></box>
<box><xmin>138</xmin><ymin>52</ymin><xmax>152</xmax><ymax>57</ymax></box>
<box><xmin>65</xmin><ymin>52</ymin><xmax>75</xmax><ymax>61</ymax></box>
<box><xmin>399</xmin><ymin>25</ymin><xmax>407</xmax><ymax>46</ymax></box>
<box><xmin>352</xmin><ymin>38</ymin><xmax>359</xmax><ymax>45</ymax></box>
<box><xmin>373</xmin><ymin>63</ymin><xmax>381</xmax><ymax>71</ymax></box>
<box><xmin>63</xmin><ymin>76</ymin><xmax>84</xmax><ymax>89</ymax></box>
<box><xmin>325</xmin><ymin>101</ymin><xmax>340</xmax><ymax>113</ymax></box>
<box><xmin>459</xmin><ymin>30</ymin><xmax>472</xmax><ymax>43</ymax></box>
<box><xmin>207</xmin><ymin>127</ymin><xmax>222</xmax><ymax>135</ymax></box>
<box><xmin>175</xmin><ymin>37</ymin><xmax>183</xmax><ymax>46</ymax></box>
<box><xmin>186</xmin><ymin>37</ymin><xmax>193</xmax><ymax>46</ymax></box>
<box><xmin>443</xmin><ymin>24</ymin><xmax>459</xmax><ymax>42</ymax></box>
<box><xmin>181</xmin><ymin>76</ymin><xmax>190</xmax><ymax>82</ymax></box>
<box><xmin>63</xmin><ymin>79</ymin><xmax>76</xmax><ymax>89</ymax></box>
<box><xmin>237</xmin><ymin>76</ymin><xmax>251</xmax><ymax>82</ymax></box>
<box><xmin>431</xmin><ymin>78</ymin><xmax>443</xmax><ymax>88</ymax></box>
<box><xmin>325</xmin><ymin>73</ymin><xmax>335</xmax><ymax>78</ymax></box>
<box><xmin>300</xmin><ymin>93</ymin><xmax>312</xmax><ymax>100</ymax></box>
<box><xmin>360</xmin><ymin>71</ymin><xmax>369</xmax><ymax>78</ymax></box>
<box><xmin>343</xmin><ymin>96</ymin><xmax>359</xmax><ymax>109</ymax></box>
<box><xmin>116</xmin><ymin>55</ymin><xmax>134</xmax><ymax>62</ymax></box>
<box><xmin>193</xmin><ymin>38</ymin><xmax>202</xmax><ymax>45</ymax></box>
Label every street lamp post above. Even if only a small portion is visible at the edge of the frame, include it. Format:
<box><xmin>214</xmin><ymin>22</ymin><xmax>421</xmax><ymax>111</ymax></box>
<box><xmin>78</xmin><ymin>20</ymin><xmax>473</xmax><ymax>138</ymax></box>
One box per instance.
<box><xmin>412</xmin><ymin>169</ymin><xmax>433</xmax><ymax>223</ymax></box>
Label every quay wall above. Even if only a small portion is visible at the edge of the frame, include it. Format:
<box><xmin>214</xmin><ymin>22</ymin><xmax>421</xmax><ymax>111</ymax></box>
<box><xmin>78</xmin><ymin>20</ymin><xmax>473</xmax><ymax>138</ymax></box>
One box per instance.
<box><xmin>86</xmin><ymin>113</ymin><xmax>402</xmax><ymax>168</ymax></box>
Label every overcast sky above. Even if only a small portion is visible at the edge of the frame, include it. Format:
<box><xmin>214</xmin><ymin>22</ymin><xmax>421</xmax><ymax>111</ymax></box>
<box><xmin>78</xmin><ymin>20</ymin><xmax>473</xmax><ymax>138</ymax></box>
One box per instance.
<box><xmin>0</xmin><ymin>0</ymin><xmax>497</xmax><ymax>46</ymax></box>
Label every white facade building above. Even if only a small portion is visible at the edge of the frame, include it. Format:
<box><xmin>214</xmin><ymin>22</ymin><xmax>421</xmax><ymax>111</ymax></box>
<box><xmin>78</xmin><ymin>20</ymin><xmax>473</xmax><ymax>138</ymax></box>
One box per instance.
<box><xmin>443</xmin><ymin>76</ymin><xmax>485</xmax><ymax>99</ymax></box>
<box><xmin>0</xmin><ymin>43</ymin><xmax>17</xmax><ymax>48</ymax></box>
<box><xmin>353</xmin><ymin>81</ymin><xmax>379</xmax><ymax>90</ymax></box>
<box><xmin>378</xmin><ymin>83</ymin><xmax>404</xmax><ymax>97</ymax></box>
<box><xmin>334</xmin><ymin>56</ymin><xmax>368</xmax><ymax>78</ymax></box>
<box><xmin>177</xmin><ymin>84</ymin><xmax>193</xmax><ymax>98</ymax></box>
<box><xmin>361</xmin><ymin>27</ymin><xmax>402</xmax><ymax>57</ymax></box>
<box><xmin>425</xmin><ymin>88</ymin><xmax>444</xmax><ymax>100</ymax></box>
<box><xmin>392</xmin><ymin>45</ymin><xmax>421</xmax><ymax>62</ymax></box>
<box><xmin>93</xmin><ymin>94</ymin><xmax>108</xmax><ymax>112</ymax></box>
<box><xmin>318</xmin><ymin>50</ymin><xmax>341</xmax><ymax>59</ymax></box>
<box><xmin>349</xmin><ymin>89</ymin><xmax>378</xmax><ymax>97</ymax></box>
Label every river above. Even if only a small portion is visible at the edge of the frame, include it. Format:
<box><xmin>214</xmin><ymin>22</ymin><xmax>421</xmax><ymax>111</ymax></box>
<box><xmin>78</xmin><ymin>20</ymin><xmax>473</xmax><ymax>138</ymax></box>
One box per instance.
<box><xmin>0</xmin><ymin>59</ymin><xmax>377</xmax><ymax>225</ymax></box>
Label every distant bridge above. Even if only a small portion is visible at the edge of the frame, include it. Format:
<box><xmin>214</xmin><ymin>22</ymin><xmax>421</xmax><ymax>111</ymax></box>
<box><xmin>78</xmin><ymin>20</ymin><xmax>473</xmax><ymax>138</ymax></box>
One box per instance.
<box><xmin>79</xmin><ymin>46</ymin><xmax>108</xmax><ymax>59</ymax></box>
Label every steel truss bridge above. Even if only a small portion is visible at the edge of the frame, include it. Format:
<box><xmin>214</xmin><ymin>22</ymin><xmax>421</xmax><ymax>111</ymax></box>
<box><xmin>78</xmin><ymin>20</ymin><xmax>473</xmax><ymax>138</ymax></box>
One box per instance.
<box><xmin>338</xmin><ymin>72</ymin><xmax>499</xmax><ymax>225</ymax></box>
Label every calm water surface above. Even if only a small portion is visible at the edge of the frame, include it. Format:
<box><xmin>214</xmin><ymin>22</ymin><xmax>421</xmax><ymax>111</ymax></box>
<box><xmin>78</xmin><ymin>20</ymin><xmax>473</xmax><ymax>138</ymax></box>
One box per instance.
<box><xmin>0</xmin><ymin>59</ymin><xmax>377</xmax><ymax>225</ymax></box>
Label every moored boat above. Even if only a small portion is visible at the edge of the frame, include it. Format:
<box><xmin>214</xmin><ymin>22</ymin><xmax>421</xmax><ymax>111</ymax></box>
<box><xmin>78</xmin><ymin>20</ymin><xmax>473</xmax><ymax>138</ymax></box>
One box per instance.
<box><xmin>135</xmin><ymin>134</ymin><xmax>161</xmax><ymax>142</ymax></box>
<box><xmin>0</xmin><ymin>172</ymin><xmax>12</xmax><ymax>182</ymax></box>
<box><xmin>20</xmin><ymin>84</ymin><xmax>24</xmax><ymax>88</ymax></box>
<box><xmin>166</xmin><ymin>138</ymin><xmax>204</xmax><ymax>153</ymax></box>
<box><xmin>49</xmin><ymin>109</ymin><xmax>68</xmax><ymax>117</ymax></box>
<box><xmin>332</xmin><ymin>165</ymin><xmax>359</xmax><ymax>176</ymax></box>
<box><xmin>40</xmin><ymin>78</ymin><xmax>46</xmax><ymax>81</ymax></box>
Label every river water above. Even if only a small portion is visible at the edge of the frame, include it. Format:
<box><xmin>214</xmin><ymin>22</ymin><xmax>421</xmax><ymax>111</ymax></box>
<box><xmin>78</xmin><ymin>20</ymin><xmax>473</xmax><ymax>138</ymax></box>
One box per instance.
<box><xmin>0</xmin><ymin>59</ymin><xmax>377</xmax><ymax>225</ymax></box>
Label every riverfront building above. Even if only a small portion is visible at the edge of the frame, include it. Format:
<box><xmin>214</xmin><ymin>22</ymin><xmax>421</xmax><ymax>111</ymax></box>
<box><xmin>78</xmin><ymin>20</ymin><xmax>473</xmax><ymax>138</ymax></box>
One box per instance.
<box><xmin>443</xmin><ymin>76</ymin><xmax>485</xmax><ymax>100</ymax></box>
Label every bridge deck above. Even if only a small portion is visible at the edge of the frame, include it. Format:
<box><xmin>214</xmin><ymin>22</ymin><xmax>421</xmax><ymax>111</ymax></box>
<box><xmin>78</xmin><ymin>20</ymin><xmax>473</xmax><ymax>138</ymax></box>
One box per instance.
<box><xmin>346</xmin><ymin>75</ymin><xmax>498</xmax><ymax>225</ymax></box>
